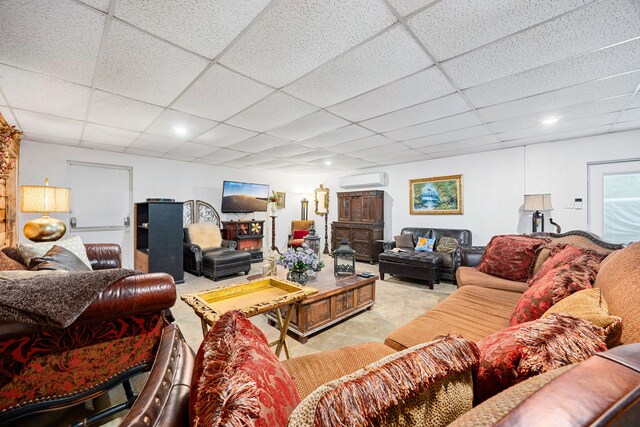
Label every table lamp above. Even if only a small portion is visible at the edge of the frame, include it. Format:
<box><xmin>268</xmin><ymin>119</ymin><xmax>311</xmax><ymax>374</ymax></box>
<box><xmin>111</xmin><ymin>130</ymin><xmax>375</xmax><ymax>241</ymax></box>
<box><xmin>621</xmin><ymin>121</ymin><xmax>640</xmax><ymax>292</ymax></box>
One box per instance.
<box><xmin>20</xmin><ymin>178</ymin><xmax>71</xmax><ymax>242</ymax></box>
<box><xmin>523</xmin><ymin>193</ymin><xmax>552</xmax><ymax>233</ymax></box>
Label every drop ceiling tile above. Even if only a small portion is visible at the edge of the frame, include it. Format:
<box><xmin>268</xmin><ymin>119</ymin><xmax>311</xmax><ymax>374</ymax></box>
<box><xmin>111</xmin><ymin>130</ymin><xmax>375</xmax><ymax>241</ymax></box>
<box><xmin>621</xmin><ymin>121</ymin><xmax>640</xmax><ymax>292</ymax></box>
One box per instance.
<box><xmin>77</xmin><ymin>0</ymin><xmax>109</xmax><ymax>12</ymax></box>
<box><xmin>386</xmin><ymin>0</ymin><xmax>438</xmax><ymax>17</ymax></box>
<box><xmin>124</xmin><ymin>148</ymin><xmax>164</xmax><ymax>157</ymax></box>
<box><xmin>87</xmin><ymin>90</ymin><xmax>164</xmax><ymax>131</ymax></box>
<box><xmin>22</xmin><ymin>132</ymin><xmax>81</xmax><ymax>147</ymax></box>
<box><xmin>172</xmin><ymin>65</ymin><xmax>274</xmax><ymax>121</ymax></box>
<box><xmin>287</xmin><ymin>149</ymin><xmax>334</xmax><ymax>163</ymax></box>
<box><xmin>359</xmin><ymin>93</ymin><xmax>471</xmax><ymax>133</ymax></box>
<box><xmin>299</xmin><ymin>125</ymin><xmax>374</xmax><ymax>148</ymax></box>
<box><xmin>327</xmin><ymin>67</ymin><xmax>455</xmax><ymax>121</ymax></box>
<box><xmin>81</xmin><ymin>141</ymin><xmax>127</xmax><ymax>152</ymax></box>
<box><xmin>629</xmin><ymin>95</ymin><xmax>640</xmax><ymax>109</ymax></box>
<box><xmin>499</xmin><ymin>112</ymin><xmax>619</xmax><ymax>141</ymax></box>
<box><xmin>259</xmin><ymin>159</ymin><xmax>297</xmax><ymax>169</ymax></box>
<box><xmin>619</xmin><ymin>107</ymin><xmax>640</xmax><ymax>122</ymax></box>
<box><xmin>162</xmin><ymin>154</ymin><xmax>197</xmax><ymax>162</ymax></box>
<box><xmin>225</xmin><ymin>134</ymin><xmax>291</xmax><ymax>153</ymax></box>
<box><xmin>385</xmin><ymin>111</ymin><xmax>483</xmax><ymax>141</ymax></box>
<box><xmin>0</xmin><ymin>106</ymin><xmax>16</xmax><ymax>125</ymax></box>
<box><xmin>478</xmin><ymin>71</ymin><xmax>640</xmax><ymax>122</ymax></box>
<box><xmin>83</xmin><ymin>123</ymin><xmax>140</xmax><ymax>146</ymax></box>
<box><xmin>503</xmin><ymin>125</ymin><xmax>612</xmax><ymax>146</ymax></box>
<box><xmin>169</xmin><ymin>142</ymin><xmax>218</xmax><ymax>157</ymax></box>
<box><xmin>219</xmin><ymin>0</ymin><xmax>396</xmax><ymax>87</ymax></box>
<box><xmin>465</xmin><ymin>38</ymin><xmax>640</xmax><ymax>108</ymax></box>
<box><xmin>612</xmin><ymin>119</ymin><xmax>640</xmax><ymax>132</ymax></box>
<box><xmin>441</xmin><ymin>0</ymin><xmax>640</xmax><ymax>88</ymax></box>
<box><xmin>0</xmin><ymin>0</ymin><xmax>105</xmax><ymax>85</ymax></box>
<box><xmin>259</xmin><ymin>143</ymin><xmax>315</xmax><ymax>158</ymax></box>
<box><xmin>408</xmin><ymin>0</ymin><xmax>589</xmax><ymax>61</ymax></box>
<box><xmin>96</xmin><ymin>20</ymin><xmax>208</xmax><ymax>106</ymax></box>
<box><xmin>193</xmin><ymin>124</ymin><xmax>257</xmax><ymax>147</ymax></box>
<box><xmin>404</xmin><ymin>125</ymin><xmax>492</xmax><ymax>148</ymax></box>
<box><xmin>200</xmin><ymin>148</ymin><xmax>247</xmax><ymax>162</ymax></box>
<box><xmin>223</xmin><ymin>153</ymin><xmax>276</xmax><ymax>166</ymax></box>
<box><xmin>146</xmin><ymin>110</ymin><xmax>217</xmax><ymax>139</ymax></box>
<box><xmin>488</xmin><ymin>95</ymin><xmax>632</xmax><ymax>133</ymax></box>
<box><xmin>0</xmin><ymin>65</ymin><xmax>91</xmax><ymax>120</ymax></box>
<box><xmin>12</xmin><ymin>110</ymin><xmax>83</xmax><ymax>139</ymax></box>
<box><xmin>193</xmin><ymin>158</ymin><xmax>223</xmax><ymax>166</ymax></box>
<box><xmin>129</xmin><ymin>133</ymin><xmax>185</xmax><ymax>152</ymax></box>
<box><xmin>267</xmin><ymin>111</ymin><xmax>349</xmax><ymax>141</ymax></box>
<box><xmin>284</xmin><ymin>26</ymin><xmax>432</xmax><ymax>107</ymax></box>
<box><xmin>115</xmin><ymin>0</ymin><xmax>270</xmax><ymax>59</ymax></box>
<box><xmin>226</xmin><ymin>91</ymin><xmax>318</xmax><ymax>132</ymax></box>
<box><xmin>0</xmin><ymin>91</ymin><xmax>6</xmax><ymax>106</ymax></box>
<box><xmin>365</xmin><ymin>148</ymin><xmax>422</xmax><ymax>163</ymax></box>
<box><xmin>429</xmin><ymin>143</ymin><xmax>504</xmax><ymax>159</ymax></box>
<box><xmin>325</xmin><ymin>135</ymin><xmax>396</xmax><ymax>154</ymax></box>
<box><xmin>417</xmin><ymin>135</ymin><xmax>500</xmax><ymax>153</ymax></box>
<box><xmin>347</xmin><ymin>143</ymin><xmax>405</xmax><ymax>159</ymax></box>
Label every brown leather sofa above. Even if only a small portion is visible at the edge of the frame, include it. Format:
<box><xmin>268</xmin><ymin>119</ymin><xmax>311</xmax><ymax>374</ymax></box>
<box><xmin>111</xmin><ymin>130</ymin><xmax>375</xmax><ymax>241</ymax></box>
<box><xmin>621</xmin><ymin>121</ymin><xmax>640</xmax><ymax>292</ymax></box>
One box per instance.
<box><xmin>379</xmin><ymin>227</ymin><xmax>472</xmax><ymax>286</ymax></box>
<box><xmin>0</xmin><ymin>244</ymin><xmax>194</xmax><ymax>426</ymax></box>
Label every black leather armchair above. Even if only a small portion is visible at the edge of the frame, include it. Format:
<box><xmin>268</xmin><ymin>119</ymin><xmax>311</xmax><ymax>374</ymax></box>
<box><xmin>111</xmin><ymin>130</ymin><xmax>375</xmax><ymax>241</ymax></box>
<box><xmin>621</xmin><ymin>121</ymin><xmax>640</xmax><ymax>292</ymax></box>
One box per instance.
<box><xmin>182</xmin><ymin>228</ymin><xmax>251</xmax><ymax>281</ymax></box>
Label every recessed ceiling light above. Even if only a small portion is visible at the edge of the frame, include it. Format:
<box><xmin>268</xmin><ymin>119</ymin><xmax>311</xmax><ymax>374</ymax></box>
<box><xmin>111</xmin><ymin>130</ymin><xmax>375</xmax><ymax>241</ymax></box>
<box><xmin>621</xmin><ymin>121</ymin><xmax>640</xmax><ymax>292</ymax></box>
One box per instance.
<box><xmin>172</xmin><ymin>126</ymin><xmax>188</xmax><ymax>135</ymax></box>
<box><xmin>541</xmin><ymin>117</ymin><xmax>560</xmax><ymax>125</ymax></box>
<box><xmin>324</xmin><ymin>160</ymin><xmax>332</xmax><ymax>165</ymax></box>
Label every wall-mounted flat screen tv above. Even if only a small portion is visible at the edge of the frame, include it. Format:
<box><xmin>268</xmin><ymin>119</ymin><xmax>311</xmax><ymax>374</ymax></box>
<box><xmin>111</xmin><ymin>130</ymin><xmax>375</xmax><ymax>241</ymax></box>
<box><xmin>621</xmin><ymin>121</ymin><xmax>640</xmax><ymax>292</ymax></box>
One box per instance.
<box><xmin>221</xmin><ymin>180</ymin><xmax>269</xmax><ymax>213</ymax></box>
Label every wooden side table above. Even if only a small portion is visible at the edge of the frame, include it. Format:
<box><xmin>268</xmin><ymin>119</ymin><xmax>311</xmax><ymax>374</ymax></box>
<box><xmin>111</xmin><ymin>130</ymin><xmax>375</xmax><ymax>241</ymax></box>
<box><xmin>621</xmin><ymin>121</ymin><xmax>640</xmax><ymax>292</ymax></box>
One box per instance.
<box><xmin>182</xmin><ymin>277</ymin><xmax>317</xmax><ymax>359</ymax></box>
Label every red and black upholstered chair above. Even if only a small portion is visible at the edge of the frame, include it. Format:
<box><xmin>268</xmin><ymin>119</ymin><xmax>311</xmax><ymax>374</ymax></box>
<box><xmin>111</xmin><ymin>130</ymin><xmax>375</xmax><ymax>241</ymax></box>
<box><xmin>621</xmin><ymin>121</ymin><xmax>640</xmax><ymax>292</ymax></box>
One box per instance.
<box><xmin>287</xmin><ymin>220</ymin><xmax>315</xmax><ymax>248</ymax></box>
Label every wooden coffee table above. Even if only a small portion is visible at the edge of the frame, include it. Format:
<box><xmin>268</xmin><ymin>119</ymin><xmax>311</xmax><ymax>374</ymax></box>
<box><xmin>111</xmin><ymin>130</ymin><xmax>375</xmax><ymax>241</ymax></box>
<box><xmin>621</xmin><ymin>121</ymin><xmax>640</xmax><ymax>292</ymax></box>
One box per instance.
<box><xmin>264</xmin><ymin>269</ymin><xmax>377</xmax><ymax>343</ymax></box>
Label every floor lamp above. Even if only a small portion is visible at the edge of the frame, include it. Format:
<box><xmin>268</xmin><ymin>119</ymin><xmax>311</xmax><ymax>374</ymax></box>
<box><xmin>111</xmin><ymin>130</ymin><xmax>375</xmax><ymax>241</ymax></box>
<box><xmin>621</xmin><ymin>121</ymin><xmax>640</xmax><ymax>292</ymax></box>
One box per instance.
<box><xmin>524</xmin><ymin>193</ymin><xmax>552</xmax><ymax>233</ymax></box>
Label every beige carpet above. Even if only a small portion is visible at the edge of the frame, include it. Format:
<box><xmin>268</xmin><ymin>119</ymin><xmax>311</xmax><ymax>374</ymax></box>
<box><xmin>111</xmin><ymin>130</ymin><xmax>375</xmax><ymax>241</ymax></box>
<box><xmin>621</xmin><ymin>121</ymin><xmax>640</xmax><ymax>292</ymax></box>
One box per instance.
<box><xmin>20</xmin><ymin>255</ymin><xmax>455</xmax><ymax>426</ymax></box>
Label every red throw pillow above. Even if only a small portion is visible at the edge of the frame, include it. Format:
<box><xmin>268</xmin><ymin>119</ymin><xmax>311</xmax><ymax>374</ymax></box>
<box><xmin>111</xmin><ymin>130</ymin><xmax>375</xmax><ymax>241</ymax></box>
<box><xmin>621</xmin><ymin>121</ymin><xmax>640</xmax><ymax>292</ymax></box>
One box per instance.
<box><xmin>475</xmin><ymin>313</ymin><xmax>606</xmax><ymax>403</ymax></box>
<box><xmin>292</xmin><ymin>230</ymin><xmax>309</xmax><ymax>240</ymax></box>
<box><xmin>190</xmin><ymin>311</ymin><xmax>301</xmax><ymax>427</ymax></box>
<box><xmin>476</xmin><ymin>235</ymin><xmax>546</xmax><ymax>282</ymax></box>
<box><xmin>510</xmin><ymin>255</ymin><xmax>600</xmax><ymax>325</ymax></box>
<box><xmin>529</xmin><ymin>244</ymin><xmax>608</xmax><ymax>285</ymax></box>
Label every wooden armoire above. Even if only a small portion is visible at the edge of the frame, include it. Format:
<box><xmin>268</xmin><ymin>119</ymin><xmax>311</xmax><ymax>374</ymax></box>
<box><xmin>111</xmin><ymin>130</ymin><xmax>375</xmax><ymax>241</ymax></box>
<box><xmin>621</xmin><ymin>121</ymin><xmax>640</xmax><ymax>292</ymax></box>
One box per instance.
<box><xmin>331</xmin><ymin>190</ymin><xmax>384</xmax><ymax>263</ymax></box>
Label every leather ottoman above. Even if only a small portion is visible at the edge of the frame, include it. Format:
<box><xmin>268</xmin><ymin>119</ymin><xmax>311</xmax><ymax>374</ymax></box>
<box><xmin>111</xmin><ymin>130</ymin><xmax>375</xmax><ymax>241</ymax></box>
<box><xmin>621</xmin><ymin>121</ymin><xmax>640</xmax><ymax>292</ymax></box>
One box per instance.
<box><xmin>379</xmin><ymin>251</ymin><xmax>444</xmax><ymax>289</ymax></box>
<box><xmin>201</xmin><ymin>248</ymin><xmax>252</xmax><ymax>281</ymax></box>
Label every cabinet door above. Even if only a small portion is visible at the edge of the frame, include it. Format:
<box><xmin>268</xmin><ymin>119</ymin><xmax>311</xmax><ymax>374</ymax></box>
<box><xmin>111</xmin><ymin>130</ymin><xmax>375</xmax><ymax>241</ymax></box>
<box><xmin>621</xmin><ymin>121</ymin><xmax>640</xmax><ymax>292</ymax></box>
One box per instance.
<box><xmin>350</xmin><ymin>195</ymin><xmax>363</xmax><ymax>222</ymax></box>
<box><xmin>361</xmin><ymin>196</ymin><xmax>374</xmax><ymax>223</ymax></box>
<box><xmin>338</xmin><ymin>196</ymin><xmax>351</xmax><ymax>221</ymax></box>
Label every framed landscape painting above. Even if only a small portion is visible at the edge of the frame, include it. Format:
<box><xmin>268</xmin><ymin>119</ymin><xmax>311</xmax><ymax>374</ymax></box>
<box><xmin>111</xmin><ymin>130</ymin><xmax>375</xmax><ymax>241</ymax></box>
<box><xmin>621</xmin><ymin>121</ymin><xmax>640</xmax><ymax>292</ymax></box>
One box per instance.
<box><xmin>409</xmin><ymin>174</ymin><xmax>463</xmax><ymax>215</ymax></box>
<box><xmin>275</xmin><ymin>191</ymin><xmax>286</xmax><ymax>208</ymax></box>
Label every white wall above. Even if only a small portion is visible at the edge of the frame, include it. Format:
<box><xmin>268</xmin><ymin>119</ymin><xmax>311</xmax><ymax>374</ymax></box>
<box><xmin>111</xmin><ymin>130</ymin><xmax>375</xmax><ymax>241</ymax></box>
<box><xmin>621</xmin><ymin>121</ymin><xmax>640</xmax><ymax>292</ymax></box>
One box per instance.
<box><xmin>19</xmin><ymin>141</ymin><xmax>330</xmax><ymax>266</ymax></box>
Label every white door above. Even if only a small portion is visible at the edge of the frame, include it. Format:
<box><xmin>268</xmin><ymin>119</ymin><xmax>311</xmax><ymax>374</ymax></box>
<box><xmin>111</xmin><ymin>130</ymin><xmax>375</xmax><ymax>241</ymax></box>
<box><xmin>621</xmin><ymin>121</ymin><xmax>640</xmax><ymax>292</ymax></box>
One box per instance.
<box><xmin>588</xmin><ymin>160</ymin><xmax>640</xmax><ymax>244</ymax></box>
<box><xmin>67</xmin><ymin>161</ymin><xmax>133</xmax><ymax>267</ymax></box>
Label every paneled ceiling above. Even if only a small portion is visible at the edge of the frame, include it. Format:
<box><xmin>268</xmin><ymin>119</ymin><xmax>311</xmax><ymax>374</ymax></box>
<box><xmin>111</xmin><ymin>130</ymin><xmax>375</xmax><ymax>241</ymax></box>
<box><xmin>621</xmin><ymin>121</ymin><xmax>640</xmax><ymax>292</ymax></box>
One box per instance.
<box><xmin>1</xmin><ymin>0</ymin><xmax>639</xmax><ymax>173</ymax></box>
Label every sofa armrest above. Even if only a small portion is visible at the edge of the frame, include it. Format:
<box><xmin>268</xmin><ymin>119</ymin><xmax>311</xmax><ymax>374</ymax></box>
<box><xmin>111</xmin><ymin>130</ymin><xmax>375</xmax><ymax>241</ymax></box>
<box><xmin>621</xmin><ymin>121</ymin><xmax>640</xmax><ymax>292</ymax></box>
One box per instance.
<box><xmin>460</xmin><ymin>246</ymin><xmax>485</xmax><ymax>267</ymax></box>
<box><xmin>76</xmin><ymin>272</ymin><xmax>176</xmax><ymax>323</ymax></box>
<box><xmin>221</xmin><ymin>239</ymin><xmax>237</xmax><ymax>250</ymax></box>
<box><xmin>85</xmin><ymin>243</ymin><xmax>122</xmax><ymax>270</ymax></box>
<box><xmin>382</xmin><ymin>241</ymin><xmax>396</xmax><ymax>251</ymax></box>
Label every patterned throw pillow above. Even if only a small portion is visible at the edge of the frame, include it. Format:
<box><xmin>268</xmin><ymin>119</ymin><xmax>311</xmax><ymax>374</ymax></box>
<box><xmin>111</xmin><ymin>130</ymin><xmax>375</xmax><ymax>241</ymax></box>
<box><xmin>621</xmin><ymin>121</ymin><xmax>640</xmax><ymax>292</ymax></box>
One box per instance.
<box><xmin>509</xmin><ymin>255</ymin><xmax>600</xmax><ymax>326</ymax></box>
<box><xmin>475</xmin><ymin>235</ymin><xmax>546</xmax><ymax>282</ymax></box>
<box><xmin>529</xmin><ymin>244</ymin><xmax>608</xmax><ymax>286</ymax></box>
<box><xmin>394</xmin><ymin>234</ymin><xmax>415</xmax><ymax>249</ymax></box>
<box><xmin>475</xmin><ymin>313</ymin><xmax>606</xmax><ymax>403</ymax></box>
<box><xmin>436</xmin><ymin>236</ymin><xmax>458</xmax><ymax>253</ymax></box>
<box><xmin>0</xmin><ymin>251</ymin><xmax>26</xmax><ymax>271</ymax></box>
<box><xmin>287</xmin><ymin>336</ymin><xmax>479</xmax><ymax>427</ymax></box>
<box><xmin>190</xmin><ymin>311</ymin><xmax>300</xmax><ymax>427</ymax></box>
<box><xmin>542</xmin><ymin>288</ymin><xmax>622</xmax><ymax>348</ymax></box>
<box><xmin>17</xmin><ymin>236</ymin><xmax>92</xmax><ymax>269</ymax></box>
<box><xmin>415</xmin><ymin>237</ymin><xmax>436</xmax><ymax>252</ymax></box>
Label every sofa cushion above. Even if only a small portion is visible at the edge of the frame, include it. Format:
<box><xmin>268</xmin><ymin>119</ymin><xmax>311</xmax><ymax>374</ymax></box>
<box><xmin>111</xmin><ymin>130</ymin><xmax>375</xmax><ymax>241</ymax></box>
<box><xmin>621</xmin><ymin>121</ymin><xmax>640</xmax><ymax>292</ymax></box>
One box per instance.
<box><xmin>456</xmin><ymin>266</ymin><xmax>528</xmax><ymax>293</ymax></box>
<box><xmin>530</xmin><ymin>243</ymin><xmax>608</xmax><ymax>285</ymax></box>
<box><xmin>287</xmin><ymin>336</ymin><xmax>479</xmax><ymax>427</ymax></box>
<box><xmin>510</xmin><ymin>255</ymin><xmax>599</xmax><ymax>325</ymax></box>
<box><xmin>440</xmin><ymin>252</ymin><xmax>453</xmax><ymax>268</ymax></box>
<box><xmin>186</xmin><ymin>222</ymin><xmax>222</xmax><ymax>251</ymax></box>
<box><xmin>17</xmin><ymin>236</ymin><xmax>92</xmax><ymax>270</ymax></box>
<box><xmin>394</xmin><ymin>234</ymin><xmax>414</xmax><ymax>249</ymax></box>
<box><xmin>475</xmin><ymin>313</ymin><xmax>606</xmax><ymax>403</ymax></box>
<box><xmin>594</xmin><ymin>242</ymin><xmax>640</xmax><ymax>345</ymax></box>
<box><xmin>190</xmin><ymin>311</ymin><xmax>300</xmax><ymax>427</ymax></box>
<box><xmin>542</xmin><ymin>288</ymin><xmax>622</xmax><ymax>348</ymax></box>
<box><xmin>0</xmin><ymin>251</ymin><xmax>26</xmax><ymax>271</ymax></box>
<box><xmin>384</xmin><ymin>286</ymin><xmax>521</xmax><ymax>350</ymax></box>
<box><xmin>30</xmin><ymin>245</ymin><xmax>92</xmax><ymax>272</ymax></box>
<box><xmin>436</xmin><ymin>236</ymin><xmax>459</xmax><ymax>253</ymax></box>
<box><xmin>476</xmin><ymin>235</ymin><xmax>546</xmax><ymax>282</ymax></box>
<box><xmin>292</xmin><ymin>229</ymin><xmax>309</xmax><ymax>240</ymax></box>
<box><xmin>282</xmin><ymin>342</ymin><xmax>396</xmax><ymax>400</ymax></box>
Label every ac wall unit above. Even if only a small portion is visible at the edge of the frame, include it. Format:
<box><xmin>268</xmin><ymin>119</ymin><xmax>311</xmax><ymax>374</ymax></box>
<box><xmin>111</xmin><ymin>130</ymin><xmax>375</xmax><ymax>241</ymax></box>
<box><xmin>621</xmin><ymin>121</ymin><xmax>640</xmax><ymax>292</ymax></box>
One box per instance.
<box><xmin>339</xmin><ymin>172</ymin><xmax>388</xmax><ymax>188</ymax></box>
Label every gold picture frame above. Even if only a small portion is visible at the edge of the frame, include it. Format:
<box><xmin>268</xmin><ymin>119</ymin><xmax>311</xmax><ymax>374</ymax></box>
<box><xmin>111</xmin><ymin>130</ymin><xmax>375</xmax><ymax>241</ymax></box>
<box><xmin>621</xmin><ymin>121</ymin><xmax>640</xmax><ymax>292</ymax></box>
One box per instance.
<box><xmin>275</xmin><ymin>191</ymin><xmax>286</xmax><ymax>208</ymax></box>
<box><xmin>409</xmin><ymin>174</ymin><xmax>463</xmax><ymax>215</ymax></box>
<box><xmin>314</xmin><ymin>184</ymin><xmax>329</xmax><ymax>216</ymax></box>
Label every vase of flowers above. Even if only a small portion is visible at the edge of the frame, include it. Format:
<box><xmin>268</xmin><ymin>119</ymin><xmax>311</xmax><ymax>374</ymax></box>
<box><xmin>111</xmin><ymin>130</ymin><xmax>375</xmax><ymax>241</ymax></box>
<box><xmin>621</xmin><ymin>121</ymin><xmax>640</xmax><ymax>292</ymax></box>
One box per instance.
<box><xmin>277</xmin><ymin>244</ymin><xmax>324</xmax><ymax>285</ymax></box>
<box><xmin>267</xmin><ymin>191</ymin><xmax>279</xmax><ymax>215</ymax></box>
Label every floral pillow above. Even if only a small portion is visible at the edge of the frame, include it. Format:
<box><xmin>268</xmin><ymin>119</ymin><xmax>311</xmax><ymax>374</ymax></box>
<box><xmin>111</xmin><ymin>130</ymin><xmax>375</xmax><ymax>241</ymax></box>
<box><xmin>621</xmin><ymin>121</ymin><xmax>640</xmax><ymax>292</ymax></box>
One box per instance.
<box><xmin>475</xmin><ymin>313</ymin><xmax>606</xmax><ymax>403</ymax></box>
<box><xmin>510</xmin><ymin>255</ymin><xmax>600</xmax><ymax>325</ymax></box>
<box><xmin>529</xmin><ymin>244</ymin><xmax>608</xmax><ymax>286</ymax></box>
<box><xmin>190</xmin><ymin>311</ymin><xmax>300</xmax><ymax>427</ymax></box>
<box><xmin>476</xmin><ymin>235</ymin><xmax>547</xmax><ymax>282</ymax></box>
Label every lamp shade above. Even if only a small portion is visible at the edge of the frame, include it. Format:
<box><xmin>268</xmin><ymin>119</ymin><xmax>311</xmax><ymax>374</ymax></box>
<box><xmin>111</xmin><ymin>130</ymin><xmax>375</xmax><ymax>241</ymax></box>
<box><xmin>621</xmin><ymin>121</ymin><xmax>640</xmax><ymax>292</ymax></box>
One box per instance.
<box><xmin>523</xmin><ymin>193</ymin><xmax>552</xmax><ymax>211</ymax></box>
<box><xmin>20</xmin><ymin>181</ymin><xmax>70</xmax><ymax>213</ymax></box>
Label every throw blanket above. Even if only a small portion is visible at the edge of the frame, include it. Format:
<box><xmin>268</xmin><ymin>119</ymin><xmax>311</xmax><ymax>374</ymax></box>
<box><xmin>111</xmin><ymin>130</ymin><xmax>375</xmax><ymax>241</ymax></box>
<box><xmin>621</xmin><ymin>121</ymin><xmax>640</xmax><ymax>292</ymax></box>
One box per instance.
<box><xmin>0</xmin><ymin>268</ymin><xmax>138</xmax><ymax>328</ymax></box>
